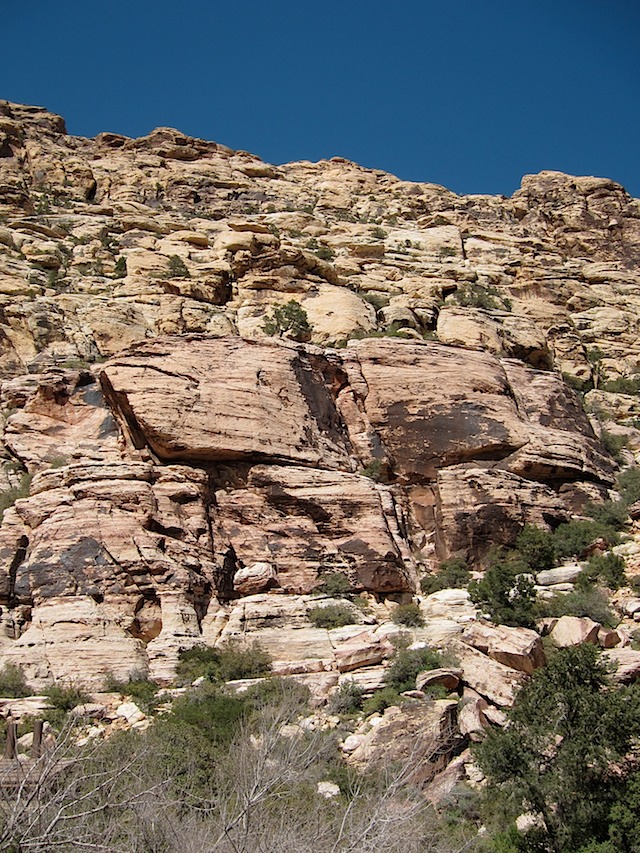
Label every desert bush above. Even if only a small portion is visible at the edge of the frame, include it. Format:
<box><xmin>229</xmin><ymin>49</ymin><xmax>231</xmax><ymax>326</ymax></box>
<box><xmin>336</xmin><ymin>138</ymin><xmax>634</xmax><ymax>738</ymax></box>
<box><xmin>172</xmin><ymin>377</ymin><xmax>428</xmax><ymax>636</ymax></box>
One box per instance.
<box><xmin>515</xmin><ymin>525</ymin><xmax>556</xmax><ymax>572</ymax></box>
<box><xmin>600</xmin><ymin>429</ymin><xmax>628</xmax><ymax>462</ymax></box>
<box><xmin>361</xmin><ymin>458</ymin><xmax>385</xmax><ymax>481</ymax></box>
<box><xmin>361</xmin><ymin>291</ymin><xmax>390</xmax><ymax>310</ymax></box>
<box><xmin>315</xmin><ymin>571</ymin><xmax>350</xmax><ymax>597</ymax></box>
<box><xmin>362</xmin><ymin>686</ymin><xmax>403</xmax><ymax>716</ymax></box>
<box><xmin>160</xmin><ymin>682</ymin><xmax>248</xmax><ymax>748</ymax></box>
<box><xmin>43</xmin><ymin>683</ymin><xmax>92</xmax><ymax>727</ymax></box>
<box><xmin>0</xmin><ymin>471</ymin><xmax>32</xmax><ymax>522</ymax></box>
<box><xmin>420</xmin><ymin>557</ymin><xmax>471</xmax><ymax>595</ymax></box>
<box><xmin>308</xmin><ymin>603</ymin><xmax>357</xmax><ymax>629</ymax></box>
<box><xmin>315</xmin><ymin>245</ymin><xmax>335</xmax><ymax>261</ymax></box>
<box><xmin>175</xmin><ymin>640</ymin><xmax>272</xmax><ymax>686</ymax></box>
<box><xmin>0</xmin><ymin>663</ymin><xmax>32</xmax><ymax>698</ymax></box>
<box><xmin>112</xmin><ymin>255</ymin><xmax>127</xmax><ymax>278</ymax></box>
<box><xmin>453</xmin><ymin>282</ymin><xmax>511</xmax><ymax>311</ymax></box>
<box><xmin>475</xmin><ymin>645</ymin><xmax>640</xmax><ymax>852</ymax></box>
<box><xmin>617</xmin><ymin>465</ymin><xmax>640</xmax><ymax>505</ymax></box>
<box><xmin>0</xmin><ymin>683</ymin><xmax>466</xmax><ymax>853</ymax></box>
<box><xmin>585</xmin><ymin>499</ymin><xmax>629</xmax><ymax>530</ymax></box>
<box><xmin>392</xmin><ymin>602</ymin><xmax>424</xmax><ymax>627</ymax></box>
<box><xmin>243</xmin><ymin>677</ymin><xmax>311</xmax><ymax>717</ymax></box>
<box><xmin>329</xmin><ymin>680</ymin><xmax>365</xmax><ymax>715</ymax></box>
<box><xmin>601</xmin><ymin>375</ymin><xmax>640</xmax><ymax>395</ymax></box>
<box><xmin>469</xmin><ymin>553</ymin><xmax>537</xmax><ymax>628</ymax></box>
<box><xmin>262</xmin><ymin>299</ymin><xmax>312</xmax><ymax>341</ymax></box>
<box><xmin>384</xmin><ymin>646</ymin><xmax>444</xmax><ymax>693</ymax></box>
<box><xmin>583</xmin><ymin>552</ymin><xmax>626</xmax><ymax>590</ymax></box>
<box><xmin>369</xmin><ymin>226</ymin><xmax>388</xmax><ymax>240</ymax></box>
<box><xmin>103</xmin><ymin>673</ymin><xmax>160</xmax><ymax>713</ymax></box>
<box><xmin>167</xmin><ymin>254</ymin><xmax>190</xmax><ymax>278</ymax></box>
<box><xmin>552</xmin><ymin>519</ymin><xmax>619</xmax><ymax>560</ymax></box>
<box><xmin>538</xmin><ymin>586</ymin><xmax>615</xmax><ymax>627</ymax></box>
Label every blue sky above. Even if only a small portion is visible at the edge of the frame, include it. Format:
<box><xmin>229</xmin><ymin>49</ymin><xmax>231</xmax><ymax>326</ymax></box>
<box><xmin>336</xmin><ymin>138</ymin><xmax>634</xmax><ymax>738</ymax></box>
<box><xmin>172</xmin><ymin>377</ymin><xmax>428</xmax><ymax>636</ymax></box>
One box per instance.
<box><xmin>4</xmin><ymin>0</ymin><xmax>639</xmax><ymax>197</ymax></box>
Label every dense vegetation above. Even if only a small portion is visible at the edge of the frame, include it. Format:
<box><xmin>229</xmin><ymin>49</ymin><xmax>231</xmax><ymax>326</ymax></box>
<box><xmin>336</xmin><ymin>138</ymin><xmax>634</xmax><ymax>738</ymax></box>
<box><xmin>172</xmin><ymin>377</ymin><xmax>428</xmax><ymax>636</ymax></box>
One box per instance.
<box><xmin>475</xmin><ymin>646</ymin><xmax>640</xmax><ymax>853</ymax></box>
<box><xmin>0</xmin><ymin>676</ymin><xmax>473</xmax><ymax>853</ymax></box>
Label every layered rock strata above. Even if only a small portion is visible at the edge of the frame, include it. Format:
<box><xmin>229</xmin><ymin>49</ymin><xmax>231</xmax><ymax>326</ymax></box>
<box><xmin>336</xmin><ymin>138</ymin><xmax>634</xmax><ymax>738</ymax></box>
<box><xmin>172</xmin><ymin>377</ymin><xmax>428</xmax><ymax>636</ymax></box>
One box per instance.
<box><xmin>0</xmin><ymin>333</ymin><xmax>616</xmax><ymax>684</ymax></box>
<box><xmin>0</xmin><ymin>100</ymin><xmax>638</xmax><ymax>686</ymax></box>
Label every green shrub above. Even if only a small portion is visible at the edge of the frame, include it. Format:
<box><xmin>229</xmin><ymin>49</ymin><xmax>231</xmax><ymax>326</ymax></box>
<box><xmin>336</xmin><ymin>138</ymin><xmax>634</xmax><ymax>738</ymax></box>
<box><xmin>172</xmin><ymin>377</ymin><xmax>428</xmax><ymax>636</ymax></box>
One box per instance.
<box><xmin>384</xmin><ymin>646</ymin><xmax>444</xmax><ymax>693</ymax></box>
<box><xmin>362</xmin><ymin>686</ymin><xmax>402</xmax><ymax>716</ymax></box>
<box><xmin>552</xmin><ymin>519</ymin><xmax>619</xmax><ymax>560</ymax></box>
<box><xmin>161</xmin><ymin>682</ymin><xmax>248</xmax><ymax>747</ymax></box>
<box><xmin>167</xmin><ymin>254</ymin><xmax>190</xmax><ymax>278</ymax></box>
<box><xmin>583</xmin><ymin>552</ymin><xmax>626</xmax><ymax>590</ymax></box>
<box><xmin>515</xmin><ymin>525</ymin><xmax>556</xmax><ymax>572</ymax></box>
<box><xmin>539</xmin><ymin>586</ymin><xmax>615</xmax><ymax>627</ymax></box>
<box><xmin>453</xmin><ymin>283</ymin><xmax>511</xmax><ymax>311</ymax></box>
<box><xmin>43</xmin><ymin>683</ymin><xmax>92</xmax><ymax>727</ymax></box>
<box><xmin>329</xmin><ymin>680</ymin><xmax>365</xmax><ymax>715</ymax></box>
<box><xmin>0</xmin><ymin>663</ymin><xmax>32</xmax><ymax>698</ymax></box>
<box><xmin>585</xmin><ymin>500</ymin><xmax>629</xmax><ymax>530</ymax></box>
<box><xmin>361</xmin><ymin>458</ymin><xmax>385</xmax><ymax>481</ymax></box>
<box><xmin>369</xmin><ymin>227</ymin><xmax>387</xmax><ymax>240</ymax></box>
<box><xmin>474</xmin><ymin>645</ymin><xmax>640</xmax><ymax>852</ymax></box>
<box><xmin>420</xmin><ymin>557</ymin><xmax>471</xmax><ymax>595</ymax></box>
<box><xmin>44</xmin><ymin>684</ymin><xmax>92</xmax><ymax>711</ymax></box>
<box><xmin>243</xmin><ymin>677</ymin><xmax>311</xmax><ymax>717</ymax></box>
<box><xmin>617</xmin><ymin>466</ymin><xmax>640</xmax><ymax>505</ymax></box>
<box><xmin>392</xmin><ymin>602</ymin><xmax>424</xmax><ymax>627</ymax></box>
<box><xmin>600</xmin><ymin>429</ymin><xmax>628</xmax><ymax>462</ymax></box>
<box><xmin>262</xmin><ymin>300</ymin><xmax>312</xmax><ymax>341</ymax></box>
<box><xmin>361</xmin><ymin>292</ymin><xmax>390</xmax><ymax>310</ymax></box>
<box><xmin>315</xmin><ymin>245</ymin><xmax>335</xmax><ymax>261</ymax></box>
<box><xmin>112</xmin><ymin>256</ymin><xmax>127</xmax><ymax>278</ymax></box>
<box><xmin>0</xmin><ymin>471</ymin><xmax>33</xmax><ymax>522</ymax></box>
<box><xmin>469</xmin><ymin>554</ymin><xmax>537</xmax><ymax>628</ymax></box>
<box><xmin>175</xmin><ymin>641</ymin><xmax>272</xmax><ymax>686</ymax></box>
<box><xmin>308</xmin><ymin>604</ymin><xmax>356</xmax><ymax>629</ymax></box>
<box><xmin>315</xmin><ymin>572</ymin><xmax>350</xmax><ymax>597</ymax></box>
<box><xmin>103</xmin><ymin>673</ymin><xmax>160</xmax><ymax>713</ymax></box>
<box><xmin>601</xmin><ymin>375</ymin><xmax>640</xmax><ymax>395</ymax></box>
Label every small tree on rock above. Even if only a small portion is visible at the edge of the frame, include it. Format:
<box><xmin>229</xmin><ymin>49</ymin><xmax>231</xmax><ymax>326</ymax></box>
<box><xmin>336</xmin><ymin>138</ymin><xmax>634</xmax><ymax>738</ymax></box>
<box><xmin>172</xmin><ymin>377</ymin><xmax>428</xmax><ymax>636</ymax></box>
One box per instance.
<box><xmin>262</xmin><ymin>300</ymin><xmax>312</xmax><ymax>341</ymax></box>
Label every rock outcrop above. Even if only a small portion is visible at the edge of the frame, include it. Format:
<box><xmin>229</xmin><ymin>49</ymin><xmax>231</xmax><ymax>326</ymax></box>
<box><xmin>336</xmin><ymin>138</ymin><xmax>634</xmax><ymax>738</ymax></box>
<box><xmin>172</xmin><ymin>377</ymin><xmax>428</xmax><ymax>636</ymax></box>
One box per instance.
<box><xmin>0</xmin><ymin>100</ymin><xmax>638</xmax><ymax>686</ymax></box>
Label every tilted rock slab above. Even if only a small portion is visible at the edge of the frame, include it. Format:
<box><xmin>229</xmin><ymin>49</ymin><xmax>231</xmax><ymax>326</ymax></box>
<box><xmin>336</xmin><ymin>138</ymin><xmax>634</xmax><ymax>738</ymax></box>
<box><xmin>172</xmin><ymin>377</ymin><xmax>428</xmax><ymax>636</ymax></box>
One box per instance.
<box><xmin>461</xmin><ymin>622</ymin><xmax>546</xmax><ymax>675</ymax></box>
<box><xmin>100</xmin><ymin>335</ymin><xmax>354</xmax><ymax>469</ymax></box>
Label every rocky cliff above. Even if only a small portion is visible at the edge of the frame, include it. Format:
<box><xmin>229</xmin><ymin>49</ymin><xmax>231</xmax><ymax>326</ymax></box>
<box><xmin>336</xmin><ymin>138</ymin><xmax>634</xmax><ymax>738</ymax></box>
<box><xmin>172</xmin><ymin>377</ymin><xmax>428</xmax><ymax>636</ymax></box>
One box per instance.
<box><xmin>0</xmin><ymin>100</ymin><xmax>639</xmax><ymax>687</ymax></box>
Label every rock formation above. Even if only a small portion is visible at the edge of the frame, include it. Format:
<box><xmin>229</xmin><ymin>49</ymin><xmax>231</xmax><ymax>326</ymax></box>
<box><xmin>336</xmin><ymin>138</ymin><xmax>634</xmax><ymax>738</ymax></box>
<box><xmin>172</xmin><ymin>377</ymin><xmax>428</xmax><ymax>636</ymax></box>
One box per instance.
<box><xmin>0</xmin><ymin>100</ymin><xmax>639</xmax><ymax>687</ymax></box>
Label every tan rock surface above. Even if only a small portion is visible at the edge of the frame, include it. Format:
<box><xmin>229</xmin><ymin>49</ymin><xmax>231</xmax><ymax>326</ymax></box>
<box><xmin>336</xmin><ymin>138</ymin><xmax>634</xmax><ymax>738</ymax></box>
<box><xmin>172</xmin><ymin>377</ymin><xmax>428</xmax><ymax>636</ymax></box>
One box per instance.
<box><xmin>100</xmin><ymin>336</ymin><xmax>354</xmax><ymax>469</ymax></box>
<box><xmin>212</xmin><ymin>464</ymin><xmax>414</xmax><ymax>594</ymax></box>
<box><xmin>461</xmin><ymin>623</ymin><xmax>546</xmax><ymax>674</ymax></box>
<box><xmin>0</xmin><ymin>100</ymin><xmax>637</xmax><ymax>688</ymax></box>
<box><xmin>550</xmin><ymin>615</ymin><xmax>601</xmax><ymax>647</ymax></box>
<box><xmin>603</xmin><ymin>647</ymin><xmax>640</xmax><ymax>683</ymax></box>
<box><xmin>347</xmin><ymin>699</ymin><xmax>459</xmax><ymax>780</ymax></box>
<box><xmin>449</xmin><ymin>641</ymin><xmax>526</xmax><ymax>706</ymax></box>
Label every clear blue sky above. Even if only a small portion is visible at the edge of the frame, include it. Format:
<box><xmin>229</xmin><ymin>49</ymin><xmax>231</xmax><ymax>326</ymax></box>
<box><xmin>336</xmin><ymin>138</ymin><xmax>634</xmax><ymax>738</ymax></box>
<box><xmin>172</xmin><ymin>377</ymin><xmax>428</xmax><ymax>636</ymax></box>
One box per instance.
<box><xmin>4</xmin><ymin>0</ymin><xmax>640</xmax><ymax>197</ymax></box>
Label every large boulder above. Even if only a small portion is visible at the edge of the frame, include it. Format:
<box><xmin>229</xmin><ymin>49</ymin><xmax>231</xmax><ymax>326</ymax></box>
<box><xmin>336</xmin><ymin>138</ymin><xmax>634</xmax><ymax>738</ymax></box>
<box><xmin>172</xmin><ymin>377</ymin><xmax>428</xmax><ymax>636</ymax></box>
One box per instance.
<box><xmin>461</xmin><ymin>623</ymin><xmax>546</xmax><ymax>674</ymax></box>
<box><xmin>100</xmin><ymin>336</ymin><xmax>354</xmax><ymax>469</ymax></box>
<box><xmin>550</xmin><ymin>616</ymin><xmax>601</xmax><ymax>648</ymax></box>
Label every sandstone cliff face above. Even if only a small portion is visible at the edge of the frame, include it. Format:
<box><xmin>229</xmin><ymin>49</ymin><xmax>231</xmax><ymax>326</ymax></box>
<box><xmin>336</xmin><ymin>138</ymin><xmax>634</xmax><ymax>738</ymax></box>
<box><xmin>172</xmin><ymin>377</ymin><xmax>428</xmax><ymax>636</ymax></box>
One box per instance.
<box><xmin>0</xmin><ymin>100</ymin><xmax>637</xmax><ymax>685</ymax></box>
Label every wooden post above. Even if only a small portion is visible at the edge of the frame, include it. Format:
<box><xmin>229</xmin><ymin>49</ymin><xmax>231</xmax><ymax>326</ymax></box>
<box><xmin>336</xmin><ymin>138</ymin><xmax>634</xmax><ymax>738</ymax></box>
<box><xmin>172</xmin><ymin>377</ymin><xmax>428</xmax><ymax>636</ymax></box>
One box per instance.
<box><xmin>32</xmin><ymin>719</ymin><xmax>43</xmax><ymax>758</ymax></box>
<box><xmin>4</xmin><ymin>721</ymin><xmax>17</xmax><ymax>759</ymax></box>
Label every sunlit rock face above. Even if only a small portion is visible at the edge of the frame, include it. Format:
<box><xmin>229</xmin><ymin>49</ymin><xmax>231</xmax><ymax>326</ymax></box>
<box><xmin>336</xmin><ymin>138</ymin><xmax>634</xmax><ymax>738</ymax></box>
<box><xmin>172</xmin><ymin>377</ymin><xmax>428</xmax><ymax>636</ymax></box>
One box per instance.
<box><xmin>0</xmin><ymin>100</ymin><xmax>636</xmax><ymax>685</ymax></box>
